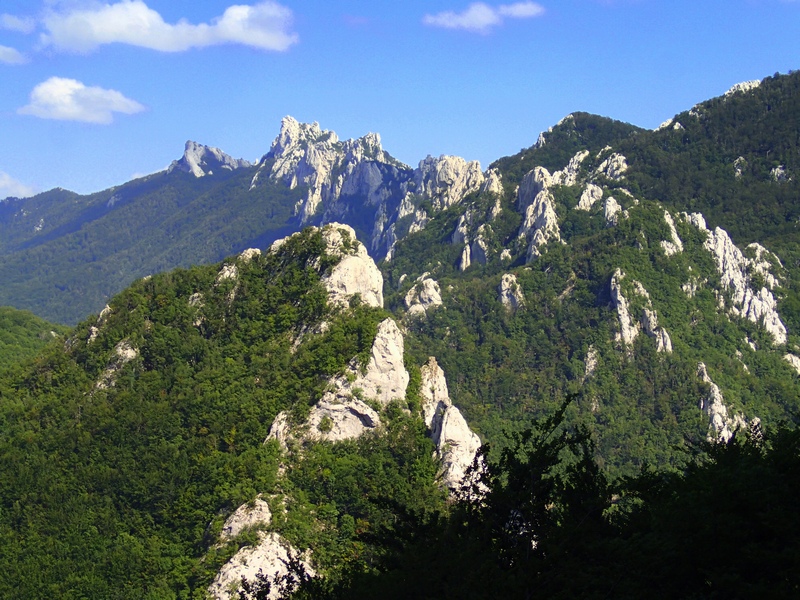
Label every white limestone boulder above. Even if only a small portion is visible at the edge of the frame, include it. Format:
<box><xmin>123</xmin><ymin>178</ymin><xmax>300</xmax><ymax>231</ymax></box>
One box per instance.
<box><xmin>498</xmin><ymin>273</ymin><xmax>525</xmax><ymax>310</ymax></box>
<box><xmin>405</xmin><ymin>275</ymin><xmax>443</xmax><ymax>318</ymax></box>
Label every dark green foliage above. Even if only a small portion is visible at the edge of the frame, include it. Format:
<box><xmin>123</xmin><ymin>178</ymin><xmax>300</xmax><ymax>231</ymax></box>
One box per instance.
<box><xmin>0</xmin><ymin>228</ymin><xmax>403</xmax><ymax>598</ymax></box>
<box><xmin>490</xmin><ymin>112</ymin><xmax>644</xmax><ymax>189</ymax></box>
<box><xmin>294</xmin><ymin>405</ymin><xmax>800</xmax><ymax>600</ymax></box>
<box><xmin>620</xmin><ymin>71</ymin><xmax>800</xmax><ymax>249</ymax></box>
<box><xmin>0</xmin><ymin>306</ymin><xmax>68</xmax><ymax>364</ymax></box>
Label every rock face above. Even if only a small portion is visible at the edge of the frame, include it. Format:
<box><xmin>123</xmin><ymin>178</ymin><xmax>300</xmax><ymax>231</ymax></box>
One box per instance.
<box><xmin>784</xmin><ymin>353</ymin><xmax>800</xmax><ymax>375</ymax></box>
<box><xmin>95</xmin><ymin>340</ymin><xmax>138</xmax><ymax>389</ymax></box>
<box><xmin>209</xmin><ymin>532</ymin><xmax>314</xmax><ymax>600</ymax></box>
<box><xmin>498</xmin><ymin>273</ymin><xmax>524</xmax><ymax>310</ymax></box>
<box><xmin>517</xmin><ymin>167</ymin><xmax>561</xmax><ymax>262</ymax></box>
<box><xmin>660</xmin><ymin>211</ymin><xmax>683</xmax><ymax>256</ymax></box>
<box><xmin>412</xmin><ymin>155</ymin><xmax>485</xmax><ymax>212</ymax></box>
<box><xmin>268</xmin><ymin>318</ymin><xmax>409</xmax><ymax>446</ymax></box>
<box><xmin>419</xmin><ymin>358</ymin><xmax>482</xmax><ymax>491</ymax></box>
<box><xmin>724</xmin><ymin>79</ymin><xmax>761</xmax><ymax>97</ymax></box>
<box><xmin>405</xmin><ymin>274</ymin><xmax>443</xmax><ymax>318</ymax></box>
<box><xmin>576</xmin><ymin>183</ymin><xmax>603</xmax><ymax>211</ymax></box>
<box><xmin>604</xmin><ymin>197</ymin><xmax>622</xmax><ymax>225</ymax></box>
<box><xmin>220</xmin><ymin>497</ymin><xmax>272</xmax><ymax>542</ymax></box>
<box><xmin>583</xmin><ymin>346</ymin><xmax>599</xmax><ymax>381</ymax></box>
<box><xmin>697</xmin><ymin>363</ymin><xmax>746</xmax><ymax>443</ymax></box>
<box><xmin>319</xmin><ymin>224</ymin><xmax>384</xmax><ymax>309</ymax></box>
<box><xmin>168</xmin><ymin>141</ymin><xmax>251</xmax><ymax>178</ymax></box>
<box><xmin>687</xmin><ymin>215</ymin><xmax>787</xmax><ymax>345</ymax></box>
<box><xmin>771</xmin><ymin>165</ymin><xmax>789</xmax><ymax>183</ymax></box>
<box><xmin>610</xmin><ymin>270</ymin><xmax>672</xmax><ymax>353</ymax></box>
<box><xmin>251</xmin><ymin>116</ymin><xmax>499</xmax><ymax>260</ymax></box>
<box><xmin>610</xmin><ymin>270</ymin><xmax>639</xmax><ymax>347</ymax></box>
<box><xmin>596</xmin><ymin>153</ymin><xmax>628</xmax><ymax>181</ymax></box>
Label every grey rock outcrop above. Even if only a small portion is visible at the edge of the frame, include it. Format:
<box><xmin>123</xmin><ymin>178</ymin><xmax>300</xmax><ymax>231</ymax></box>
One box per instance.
<box><xmin>319</xmin><ymin>224</ymin><xmax>384</xmax><ymax>309</ymax></box>
<box><xmin>554</xmin><ymin>150</ymin><xmax>590</xmax><ymax>187</ymax></box>
<box><xmin>252</xmin><ymin>116</ymin><xmax>501</xmax><ymax>261</ymax></box>
<box><xmin>412</xmin><ymin>155</ymin><xmax>485</xmax><ymax>212</ymax></box>
<box><xmin>168</xmin><ymin>141</ymin><xmax>251</xmax><ymax>178</ymax></box>
<box><xmin>419</xmin><ymin>358</ymin><xmax>482</xmax><ymax>491</ymax></box>
<box><xmin>697</xmin><ymin>363</ymin><xmax>746</xmax><ymax>443</ymax></box>
<box><xmin>771</xmin><ymin>165</ymin><xmax>789</xmax><ymax>183</ymax></box>
<box><xmin>583</xmin><ymin>346</ymin><xmax>599</xmax><ymax>381</ymax></box>
<box><xmin>498</xmin><ymin>273</ymin><xmax>524</xmax><ymax>310</ymax></box>
<box><xmin>610</xmin><ymin>270</ymin><xmax>672</xmax><ymax>353</ymax></box>
<box><xmin>724</xmin><ymin>79</ymin><xmax>761</xmax><ymax>97</ymax></box>
<box><xmin>660</xmin><ymin>211</ymin><xmax>683</xmax><ymax>256</ymax></box>
<box><xmin>480</xmin><ymin>168</ymin><xmax>503</xmax><ymax>196</ymax></box>
<box><xmin>459</xmin><ymin>244</ymin><xmax>471</xmax><ymax>272</ymax></box>
<box><xmin>576</xmin><ymin>183</ymin><xmax>603</xmax><ymax>211</ymax></box>
<box><xmin>517</xmin><ymin>167</ymin><xmax>561</xmax><ymax>262</ymax></box>
<box><xmin>470</xmin><ymin>225</ymin><xmax>490</xmax><ymax>266</ymax></box>
<box><xmin>95</xmin><ymin>340</ymin><xmax>138</xmax><ymax>389</ymax></box>
<box><xmin>784</xmin><ymin>353</ymin><xmax>800</xmax><ymax>375</ymax></box>
<box><xmin>405</xmin><ymin>274</ymin><xmax>443</xmax><ymax>318</ymax></box>
<box><xmin>734</xmin><ymin>156</ymin><xmax>747</xmax><ymax>178</ymax></box>
<box><xmin>209</xmin><ymin>532</ymin><xmax>314</xmax><ymax>600</ymax></box>
<box><xmin>220</xmin><ymin>497</ymin><xmax>272</xmax><ymax>542</ymax></box>
<box><xmin>596</xmin><ymin>152</ymin><xmax>628</xmax><ymax>181</ymax></box>
<box><xmin>260</xmin><ymin>117</ymin><xmax>402</xmax><ymax>223</ymax></box>
<box><xmin>604</xmin><ymin>197</ymin><xmax>622</xmax><ymax>225</ymax></box>
<box><xmin>268</xmin><ymin>318</ymin><xmax>408</xmax><ymax>446</ymax></box>
<box><xmin>687</xmin><ymin>215</ymin><xmax>787</xmax><ymax>344</ymax></box>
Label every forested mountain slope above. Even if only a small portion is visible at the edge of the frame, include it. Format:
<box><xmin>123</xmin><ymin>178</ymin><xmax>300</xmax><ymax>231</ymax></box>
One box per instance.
<box><xmin>1</xmin><ymin>69</ymin><xmax>800</xmax><ymax>598</ymax></box>
<box><xmin>0</xmin><ymin>306</ymin><xmax>67</xmax><ymax>364</ymax></box>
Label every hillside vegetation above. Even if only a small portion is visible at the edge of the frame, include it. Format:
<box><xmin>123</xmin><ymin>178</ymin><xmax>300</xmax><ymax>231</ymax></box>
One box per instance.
<box><xmin>0</xmin><ymin>70</ymin><xmax>799</xmax><ymax>598</ymax></box>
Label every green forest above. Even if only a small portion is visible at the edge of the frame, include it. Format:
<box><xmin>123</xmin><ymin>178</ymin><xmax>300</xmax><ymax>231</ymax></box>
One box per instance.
<box><xmin>1</xmin><ymin>71</ymin><xmax>799</xmax><ymax>599</ymax></box>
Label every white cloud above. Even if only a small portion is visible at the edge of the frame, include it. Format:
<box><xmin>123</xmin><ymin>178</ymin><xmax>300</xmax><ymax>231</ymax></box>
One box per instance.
<box><xmin>423</xmin><ymin>2</ymin><xmax>545</xmax><ymax>33</ymax></box>
<box><xmin>18</xmin><ymin>77</ymin><xmax>145</xmax><ymax>124</ymax></box>
<box><xmin>0</xmin><ymin>13</ymin><xmax>36</xmax><ymax>33</ymax></box>
<box><xmin>41</xmin><ymin>0</ymin><xmax>298</xmax><ymax>53</ymax></box>
<box><xmin>498</xmin><ymin>2</ymin><xmax>546</xmax><ymax>18</ymax></box>
<box><xmin>0</xmin><ymin>45</ymin><xmax>27</xmax><ymax>64</ymax></box>
<box><xmin>0</xmin><ymin>172</ymin><xmax>36</xmax><ymax>199</ymax></box>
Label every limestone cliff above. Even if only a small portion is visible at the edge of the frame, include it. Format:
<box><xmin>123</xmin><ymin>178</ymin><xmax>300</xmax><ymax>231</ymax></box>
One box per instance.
<box><xmin>419</xmin><ymin>357</ymin><xmax>482</xmax><ymax>491</ymax></box>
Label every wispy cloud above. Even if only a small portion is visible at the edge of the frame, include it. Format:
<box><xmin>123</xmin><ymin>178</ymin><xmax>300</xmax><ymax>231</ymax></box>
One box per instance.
<box><xmin>423</xmin><ymin>2</ymin><xmax>545</xmax><ymax>33</ymax></box>
<box><xmin>0</xmin><ymin>44</ymin><xmax>27</xmax><ymax>64</ymax></box>
<box><xmin>0</xmin><ymin>172</ymin><xmax>36</xmax><ymax>199</ymax></box>
<box><xmin>39</xmin><ymin>0</ymin><xmax>298</xmax><ymax>53</ymax></box>
<box><xmin>18</xmin><ymin>77</ymin><xmax>145</xmax><ymax>124</ymax></box>
<box><xmin>0</xmin><ymin>13</ymin><xmax>36</xmax><ymax>33</ymax></box>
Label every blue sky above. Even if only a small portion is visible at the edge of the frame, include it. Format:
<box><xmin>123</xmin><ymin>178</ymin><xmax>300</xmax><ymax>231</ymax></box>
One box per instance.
<box><xmin>1</xmin><ymin>0</ymin><xmax>799</xmax><ymax>197</ymax></box>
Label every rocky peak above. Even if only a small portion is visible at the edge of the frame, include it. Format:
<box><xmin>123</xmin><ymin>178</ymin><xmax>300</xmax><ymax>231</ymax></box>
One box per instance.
<box><xmin>255</xmin><ymin>117</ymin><xmax>406</xmax><ymax>223</ymax></box>
<box><xmin>319</xmin><ymin>223</ymin><xmax>384</xmax><ymax>309</ymax></box>
<box><xmin>266</xmin><ymin>116</ymin><xmax>337</xmax><ymax>161</ymax></box>
<box><xmin>412</xmin><ymin>155</ymin><xmax>485</xmax><ymax>212</ymax></box>
<box><xmin>168</xmin><ymin>141</ymin><xmax>251</xmax><ymax>178</ymax></box>
<box><xmin>724</xmin><ymin>79</ymin><xmax>761</xmax><ymax>98</ymax></box>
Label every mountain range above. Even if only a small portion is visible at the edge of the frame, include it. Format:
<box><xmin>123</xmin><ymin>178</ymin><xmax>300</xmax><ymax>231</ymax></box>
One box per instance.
<box><xmin>1</xmin><ymin>69</ymin><xmax>800</xmax><ymax>598</ymax></box>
